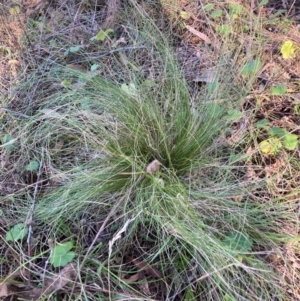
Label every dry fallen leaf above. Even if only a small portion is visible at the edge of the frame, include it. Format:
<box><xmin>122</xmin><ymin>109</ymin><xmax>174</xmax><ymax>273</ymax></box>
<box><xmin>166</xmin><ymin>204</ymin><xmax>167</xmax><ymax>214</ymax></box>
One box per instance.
<box><xmin>13</xmin><ymin>263</ymin><xmax>77</xmax><ymax>301</ymax></box>
<box><xmin>138</xmin><ymin>271</ymin><xmax>151</xmax><ymax>296</ymax></box>
<box><xmin>146</xmin><ymin>159</ymin><xmax>161</xmax><ymax>174</ymax></box>
<box><xmin>44</xmin><ymin>262</ymin><xmax>76</xmax><ymax>294</ymax></box>
<box><xmin>193</xmin><ymin>69</ymin><xmax>218</xmax><ymax>83</ymax></box>
<box><xmin>185</xmin><ymin>25</ymin><xmax>211</xmax><ymax>44</ymax></box>
<box><xmin>128</xmin><ymin>256</ymin><xmax>162</xmax><ymax>278</ymax></box>
<box><xmin>0</xmin><ymin>282</ymin><xmax>10</xmax><ymax>299</ymax></box>
<box><xmin>121</xmin><ymin>273</ymin><xmax>140</xmax><ymax>283</ymax></box>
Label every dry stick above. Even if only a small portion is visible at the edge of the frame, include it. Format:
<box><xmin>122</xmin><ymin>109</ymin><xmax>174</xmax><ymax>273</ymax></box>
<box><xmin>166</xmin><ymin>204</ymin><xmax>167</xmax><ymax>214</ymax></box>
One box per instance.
<box><xmin>79</xmin><ymin>175</ymin><xmax>145</xmax><ymax>270</ymax></box>
<box><xmin>26</xmin><ymin>147</ymin><xmax>44</xmax><ymax>284</ymax></box>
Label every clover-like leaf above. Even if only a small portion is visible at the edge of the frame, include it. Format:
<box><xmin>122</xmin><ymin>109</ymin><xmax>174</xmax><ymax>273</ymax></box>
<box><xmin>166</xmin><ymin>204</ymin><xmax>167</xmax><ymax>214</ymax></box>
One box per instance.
<box><xmin>180</xmin><ymin>10</ymin><xmax>191</xmax><ymax>20</ymax></box>
<box><xmin>204</xmin><ymin>4</ymin><xmax>214</xmax><ymax>11</ymax></box>
<box><xmin>258</xmin><ymin>0</ymin><xmax>269</xmax><ymax>7</ymax></box>
<box><xmin>2</xmin><ymin>134</ymin><xmax>15</xmax><ymax>151</ymax></box>
<box><xmin>240</xmin><ymin>59</ymin><xmax>262</xmax><ymax>76</ymax></box>
<box><xmin>211</xmin><ymin>9</ymin><xmax>223</xmax><ymax>18</ymax></box>
<box><xmin>283</xmin><ymin>133</ymin><xmax>298</xmax><ymax>150</ymax></box>
<box><xmin>259</xmin><ymin>138</ymin><xmax>282</xmax><ymax>155</ymax></box>
<box><xmin>9</xmin><ymin>6</ymin><xmax>20</xmax><ymax>15</ymax></box>
<box><xmin>281</xmin><ymin>40</ymin><xmax>297</xmax><ymax>59</ymax></box>
<box><xmin>90</xmin><ymin>64</ymin><xmax>99</xmax><ymax>71</ymax></box>
<box><xmin>270</xmin><ymin>84</ymin><xmax>287</xmax><ymax>95</ymax></box>
<box><xmin>92</xmin><ymin>29</ymin><xmax>114</xmax><ymax>42</ymax></box>
<box><xmin>255</xmin><ymin>119</ymin><xmax>270</xmax><ymax>129</ymax></box>
<box><xmin>6</xmin><ymin>223</ymin><xmax>28</xmax><ymax>242</ymax></box>
<box><xmin>229</xmin><ymin>3</ymin><xmax>243</xmax><ymax>15</ymax></box>
<box><xmin>268</xmin><ymin>127</ymin><xmax>287</xmax><ymax>138</ymax></box>
<box><xmin>217</xmin><ymin>24</ymin><xmax>231</xmax><ymax>35</ymax></box>
<box><xmin>69</xmin><ymin>46</ymin><xmax>81</xmax><ymax>53</ymax></box>
<box><xmin>50</xmin><ymin>241</ymin><xmax>75</xmax><ymax>268</ymax></box>
<box><xmin>121</xmin><ymin>83</ymin><xmax>136</xmax><ymax>95</ymax></box>
<box><xmin>226</xmin><ymin>109</ymin><xmax>242</xmax><ymax>121</ymax></box>
<box><xmin>25</xmin><ymin>160</ymin><xmax>40</xmax><ymax>172</ymax></box>
<box><xmin>223</xmin><ymin>231</ymin><xmax>253</xmax><ymax>253</ymax></box>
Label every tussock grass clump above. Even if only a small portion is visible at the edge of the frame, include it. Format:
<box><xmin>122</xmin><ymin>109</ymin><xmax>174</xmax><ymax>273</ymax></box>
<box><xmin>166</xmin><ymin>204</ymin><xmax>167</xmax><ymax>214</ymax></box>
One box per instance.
<box><xmin>1</xmin><ymin>1</ymin><xmax>298</xmax><ymax>300</ymax></box>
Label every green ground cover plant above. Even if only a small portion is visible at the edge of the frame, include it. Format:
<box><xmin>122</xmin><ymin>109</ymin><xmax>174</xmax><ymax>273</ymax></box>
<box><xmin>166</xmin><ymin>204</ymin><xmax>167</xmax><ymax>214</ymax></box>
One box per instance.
<box><xmin>0</xmin><ymin>0</ymin><xmax>300</xmax><ymax>300</ymax></box>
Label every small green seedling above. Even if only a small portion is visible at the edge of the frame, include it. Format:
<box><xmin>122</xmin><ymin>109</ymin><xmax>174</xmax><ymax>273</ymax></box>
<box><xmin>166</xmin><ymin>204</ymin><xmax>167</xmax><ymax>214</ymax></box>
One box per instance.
<box><xmin>228</xmin><ymin>3</ymin><xmax>243</xmax><ymax>19</ymax></box>
<box><xmin>217</xmin><ymin>24</ymin><xmax>231</xmax><ymax>35</ymax></box>
<box><xmin>270</xmin><ymin>84</ymin><xmax>287</xmax><ymax>95</ymax></box>
<box><xmin>6</xmin><ymin>223</ymin><xmax>28</xmax><ymax>242</ymax></box>
<box><xmin>2</xmin><ymin>134</ymin><xmax>15</xmax><ymax>151</ymax></box>
<box><xmin>90</xmin><ymin>29</ymin><xmax>114</xmax><ymax>42</ymax></box>
<box><xmin>240</xmin><ymin>59</ymin><xmax>262</xmax><ymax>76</ymax></box>
<box><xmin>50</xmin><ymin>241</ymin><xmax>75</xmax><ymax>268</ymax></box>
<box><xmin>121</xmin><ymin>82</ymin><xmax>137</xmax><ymax>96</ymax></box>
<box><xmin>64</xmin><ymin>45</ymin><xmax>82</xmax><ymax>57</ymax></box>
<box><xmin>283</xmin><ymin>133</ymin><xmax>298</xmax><ymax>150</ymax></box>
<box><xmin>61</xmin><ymin>79</ymin><xmax>72</xmax><ymax>88</ymax></box>
<box><xmin>211</xmin><ymin>9</ymin><xmax>223</xmax><ymax>18</ymax></box>
<box><xmin>294</xmin><ymin>104</ymin><xmax>300</xmax><ymax>115</ymax></box>
<box><xmin>258</xmin><ymin>0</ymin><xmax>269</xmax><ymax>7</ymax></box>
<box><xmin>25</xmin><ymin>160</ymin><xmax>40</xmax><ymax>172</ymax></box>
<box><xmin>180</xmin><ymin>10</ymin><xmax>191</xmax><ymax>20</ymax></box>
<box><xmin>258</xmin><ymin>125</ymin><xmax>299</xmax><ymax>155</ymax></box>
<box><xmin>223</xmin><ymin>231</ymin><xmax>253</xmax><ymax>254</ymax></box>
<box><xmin>281</xmin><ymin>40</ymin><xmax>298</xmax><ymax>59</ymax></box>
<box><xmin>226</xmin><ymin>109</ymin><xmax>243</xmax><ymax>121</ymax></box>
<box><xmin>204</xmin><ymin>4</ymin><xmax>214</xmax><ymax>12</ymax></box>
<box><xmin>90</xmin><ymin>64</ymin><xmax>99</xmax><ymax>71</ymax></box>
<box><xmin>9</xmin><ymin>6</ymin><xmax>20</xmax><ymax>15</ymax></box>
<box><xmin>259</xmin><ymin>138</ymin><xmax>282</xmax><ymax>155</ymax></box>
<box><xmin>255</xmin><ymin>118</ymin><xmax>270</xmax><ymax>128</ymax></box>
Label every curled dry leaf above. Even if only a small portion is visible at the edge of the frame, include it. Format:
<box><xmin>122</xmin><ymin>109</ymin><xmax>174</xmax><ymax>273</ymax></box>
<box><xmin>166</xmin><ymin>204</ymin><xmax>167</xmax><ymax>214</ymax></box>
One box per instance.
<box><xmin>185</xmin><ymin>25</ymin><xmax>211</xmax><ymax>44</ymax></box>
<box><xmin>0</xmin><ymin>282</ymin><xmax>9</xmax><ymax>299</ymax></box>
<box><xmin>128</xmin><ymin>256</ymin><xmax>162</xmax><ymax>278</ymax></box>
<box><xmin>121</xmin><ymin>273</ymin><xmax>140</xmax><ymax>283</ymax></box>
<box><xmin>193</xmin><ymin>69</ymin><xmax>218</xmax><ymax>83</ymax></box>
<box><xmin>12</xmin><ymin>263</ymin><xmax>77</xmax><ymax>301</ymax></box>
<box><xmin>146</xmin><ymin>159</ymin><xmax>161</xmax><ymax>174</ymax></box>
<box><xmin>44</xmin><ymin>262</ymin><xmax>76</xmax><ymax>294</ymax></box>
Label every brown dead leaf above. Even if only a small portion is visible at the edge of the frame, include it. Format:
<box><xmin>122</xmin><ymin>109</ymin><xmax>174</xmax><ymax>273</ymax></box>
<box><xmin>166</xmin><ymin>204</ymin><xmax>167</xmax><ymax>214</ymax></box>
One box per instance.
<box><xmin>138</xmin><ymin>271</ymin><xmax>151</xmax><ymax>296</ymax></box>
<box><xmin>0</xmin><ymin>282</ymin><xmax>10</xmax><ymax>298</ymax></box>
<box><xmin>128</xmin><ymin>256</ymin><xmax>162</xmax><ymax>278</ymax></box>
<box><xmin>13</xmin><ymin>263</ymin><xmax>76</xmax><ymax>301</ymax></box>
<box><xmin>146</xmin><ymin>159</ymin><xmax>161</xmax><ymax>174</ymax></box>
<box><xmin>193</xmin><ymin>69</ymin><xmax>218</xmax><ymax>83</ymax></box>
<box><xmin>121</xmin><ymin>273</ymin><xmax>140</xmax><ymax>283</ymax></box>
<box><xmin>233</xmin><ymin>195</ymin><xmax>243</xmax><ymax>202</ymax></box>
<box><xmin>52</xmin><ymin>140</ymin><xmax>64</xmax><ymax>151</ymax></box>
<box><xmin>43</xmin><ymin>262</ymin><xmax>76</xmax><ymax>294</ymax></box>
<box><xmin>185</xmin><ymin>25</ymin><xmax>211</xmax><ymax>44</ymax></box>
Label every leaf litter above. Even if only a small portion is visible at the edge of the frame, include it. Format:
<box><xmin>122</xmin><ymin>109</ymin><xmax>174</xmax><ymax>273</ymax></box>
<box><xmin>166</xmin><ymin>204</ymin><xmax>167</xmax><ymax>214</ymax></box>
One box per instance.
<box><xmin>0</xmin><ymin>263</ymin><xmax>76</xmax><ymax>301</ymax></box>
